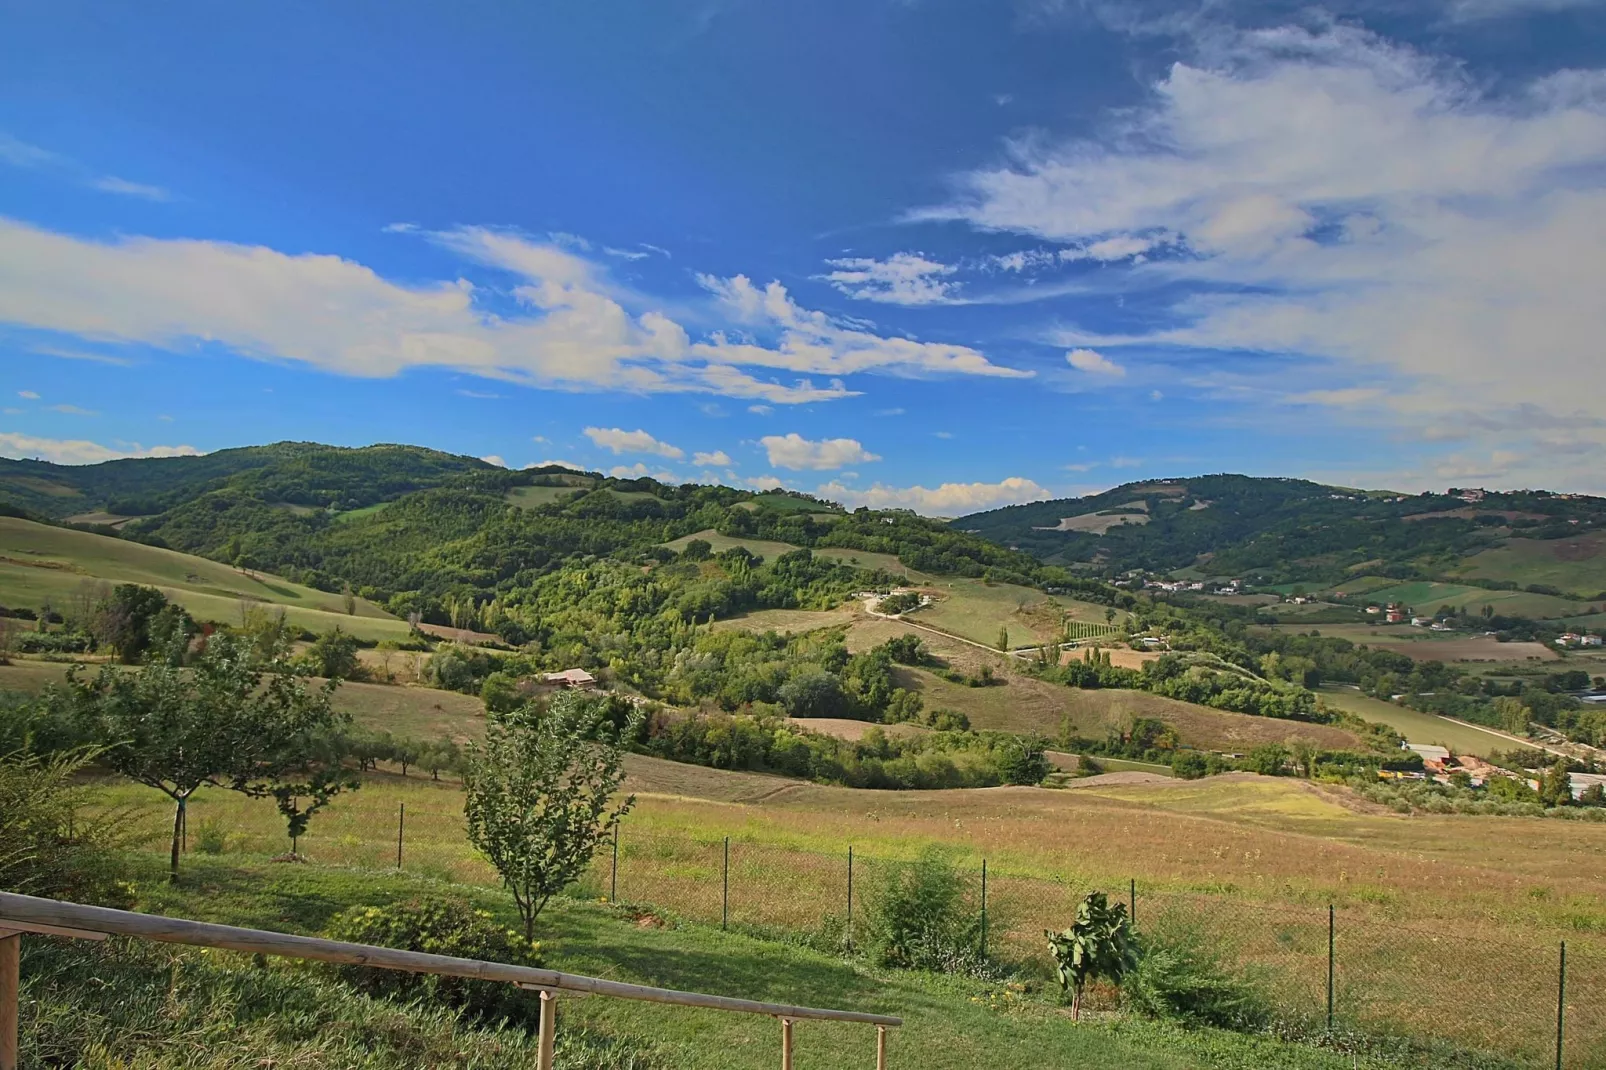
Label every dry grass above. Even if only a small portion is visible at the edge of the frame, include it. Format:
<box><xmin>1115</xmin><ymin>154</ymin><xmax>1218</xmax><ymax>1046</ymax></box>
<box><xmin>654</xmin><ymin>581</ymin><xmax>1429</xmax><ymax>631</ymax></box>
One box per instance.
<box><xmin>88</xmin><ymin>757</ymin><xmax>1606</xmax><ymax>1063</ymax></box>
<box><xmin>709</xmin><ymin>605</ymin><xmax>858</xmax><ymax>634</ymax></box>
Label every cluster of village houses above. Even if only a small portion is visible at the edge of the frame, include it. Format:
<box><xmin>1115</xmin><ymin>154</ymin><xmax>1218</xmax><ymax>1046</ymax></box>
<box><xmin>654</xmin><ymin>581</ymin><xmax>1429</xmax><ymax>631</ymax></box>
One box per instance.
<box><xmin>1388</xmin><ymin>744</ymin><xmax>1605</xmax><ymax>800</ymax></box>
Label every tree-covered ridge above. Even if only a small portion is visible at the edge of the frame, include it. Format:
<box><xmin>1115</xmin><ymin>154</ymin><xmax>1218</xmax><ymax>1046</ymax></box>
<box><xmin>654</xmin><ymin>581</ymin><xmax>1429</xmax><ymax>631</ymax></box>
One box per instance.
<box><xmin>958</xmin><ymin>473</ymin><xmax>1606</xmax><ymax>586</ymax></box>
<box><xmin>0</xmin><ymin>441</ymin><xmax>491</xmax><ymax>519</ymax></box>
<box><xmin>0</xmin><ymin>441</ymin><xmax>1065</xmax><ymax>627</ymax></box>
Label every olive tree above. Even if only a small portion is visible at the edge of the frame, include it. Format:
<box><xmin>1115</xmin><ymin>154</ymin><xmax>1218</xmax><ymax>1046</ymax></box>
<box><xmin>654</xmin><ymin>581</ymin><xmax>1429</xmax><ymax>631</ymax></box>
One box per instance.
<box><xmin>43</xmin><ymin>631</ymin><xmax>347</xmax><ymax>877</ymax></box>
<box><xmin>464</xmin><ymin>691</ymin><xmax>639</xmax><ymax>941</ymax></box>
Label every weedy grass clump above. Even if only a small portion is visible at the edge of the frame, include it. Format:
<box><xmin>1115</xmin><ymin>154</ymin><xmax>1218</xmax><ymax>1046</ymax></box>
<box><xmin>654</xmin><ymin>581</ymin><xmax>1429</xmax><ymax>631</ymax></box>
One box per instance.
<box><xmin>19</xmin><ymin>934</ymin><xmax>662</xmax><ymax>1070</ymax></box>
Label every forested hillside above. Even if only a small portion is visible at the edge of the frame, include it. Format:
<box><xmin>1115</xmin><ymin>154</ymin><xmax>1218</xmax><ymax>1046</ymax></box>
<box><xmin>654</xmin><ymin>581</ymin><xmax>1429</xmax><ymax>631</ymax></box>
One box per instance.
<box><xmin>0</xmin><ymin>441</ymin><xmax>490</xmax><ymax>520</ymax></box>
<box><xmin>959</xmin><ymin>474</ymin><xmax>1606</xmax><ymax>591</ymax></box>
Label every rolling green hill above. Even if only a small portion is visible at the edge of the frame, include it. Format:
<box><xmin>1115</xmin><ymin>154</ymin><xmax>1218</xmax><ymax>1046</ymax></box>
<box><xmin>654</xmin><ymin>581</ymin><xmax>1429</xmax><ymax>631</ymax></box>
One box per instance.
<box><xmin>0</xmin><ymin>515</ymin><xmax>409</xmax><ymax>640</ymax></box>
<box><xmin>958</xmin><ymin>474</ymin><xmax>1606</xmax><ymax>606</ymax></box>
<box><xmin>0</xmin><ymin>441</ymin><xmax>492</xmax><ymax>521</ymax></box>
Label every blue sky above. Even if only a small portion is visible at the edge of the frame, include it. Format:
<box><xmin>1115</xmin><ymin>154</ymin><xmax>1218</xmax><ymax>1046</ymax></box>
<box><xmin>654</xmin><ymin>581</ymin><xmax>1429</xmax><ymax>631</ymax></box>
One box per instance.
<box><xmin>3</xmin><ymin>0</ymin><xmax>1605</xmax><ymax>512</ymax></box>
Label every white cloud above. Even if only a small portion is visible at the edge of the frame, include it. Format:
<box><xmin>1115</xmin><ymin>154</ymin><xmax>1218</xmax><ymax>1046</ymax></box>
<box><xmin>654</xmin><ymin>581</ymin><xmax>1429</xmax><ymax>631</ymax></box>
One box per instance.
<box><xmin>526</xmin><ymin>458</ymin><xmax>588</xmax><ymax>471</ymax></box>
<box><xmin>692</xmin><ymin>450</ymin><xmax>732</xmax><ymax>466</ymax></box>
<box><xmin>1284</xmin><ymin>387</ymin><xmax>1383</xmax><ymax>406</ymax></box>
<box><xmin>0</xmin><ymin>133</ymin><xmax>169</xmax><ymax>200</ymax></box>
<box><xmin>816</xmin><ymin>476</ymin><xmax>1051</xmax><ymax>516</ymax></box>
<box><xmin>583</xmin><ymin>427</ymin><xmax>684</xmax><ymax>459</ymax></box>
<box><xmin>0</xmin><ymin>220</ymin><xmax>1022</xmax><ymax>407</ymax></box>
<box><xmin>47</xmin><ymin>404</ymin><xmax>97</xmax><ymax>416</ymax></box>
<box><xmin>481</xmin><ymin>454</ymin><xmax>508</xmax><ymax>467</ymax></box>
<box><xmin>609</xmin><ymin>462</ymin><xmax>678</xmax><ymax>481</ymax></box>
<box><xmin>89</xmin><ymin>176</ymin><xmax>170</xmax><ymax>201</ymax></box>
<box><xmin>16</xmin><ymin>391</ymin><xmax>39</xmax><ymax>400</ymax></box>
<box><xmin>456</xmin><ymin>388</ymin><xmax>501</xmax><ymax>399</ymax></box>
<box><xmin>0</xmin><ymin>431</ymin><xmax>201</xmax><ymax>465</ymax></box>
<box><xmin>747</xmin><ymin>404</ymin><xmax>773</xmax><ymax>415</ymax></box>
<box><xmin>32</xmin><ymin>344</ymin><xmax>134</xmax><ymax>366</ymax></box>
<box><xmin>921</xmin><ymin>22</ymin><xmax>1606</xmax><ymax>480</ymax></box>
<box><xmin>1446</xmin><ymin>0</ymin><xmax>1605</xmax><ymax>21</ymax></box>
<box><xmin>698</xmin><ymin>274</ymin><xmax>1030</xmax><ymax>380</ymax></box>
<box><xmin>1110</xmin><ymin>456</ymin><xmax>1144</xmax><ymax>469</ymax></box>
<box><xmin>735</xmin><ymin>473</ymin><xmax>786</xmax><ymax>491</ymax></box>
<box><xmin>1066</xmin><ymin>348</ymin><xmax>1125</xmax><ymax>377</ymax></box>
<box><xmin>759</xmin><ymin>433</ymin><xmax>881</xmax><ymax>471</ymax></box>
<box><xmin>820</xmin><ymin>252</ymin><xmax>960</xmax><ymax>305</ymax></box>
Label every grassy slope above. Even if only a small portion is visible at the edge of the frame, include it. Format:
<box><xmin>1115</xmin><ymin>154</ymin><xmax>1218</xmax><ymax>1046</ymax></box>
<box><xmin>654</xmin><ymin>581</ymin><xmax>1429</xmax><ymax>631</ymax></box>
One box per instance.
<box><xmin>906</xmin><ymin>577</ymin><xmax>1122</xmax><ymax>646</ymax></box>
<box><xmin>1452</xmin><ymin>531</ymin><xmax>1606</xmax><ymax>595</ymax></box>
<box><xmin>1349</xmin><ymin>577</ymin><xmax>1584</xmax><ymax>619</ymax></box>
<box><xmin>842</xmin><ymin>617</ymin><xmax>1361</xmax><ymax>752</ymax></box>
<box><xmin>28</xmin><ymin>857</ymin><xmax>1423</xmax><ymax>1070</ymax></box>
<box><xmin>0</xmin><ymin>660</ymin><xmax>484</xmax><ymax>744</ymax></box>
<box><xmin>1316</xmin><ymin>686</ymin><xmax>1519</xmax><ymax>757</ymax></box>
<box><xmin>0</xmin><ymin>516</ymin><xmax>409</xmax><ymax>641</ymax></box>
<box><xmin>661</xmin><ymin>529</ymin><xmax>913</xmax><ymax>576</ymax></box>
<box><xmin>77</xmin><ymin>768</ymin><xmax>1606</xmax><ymax>1066</ymax></box>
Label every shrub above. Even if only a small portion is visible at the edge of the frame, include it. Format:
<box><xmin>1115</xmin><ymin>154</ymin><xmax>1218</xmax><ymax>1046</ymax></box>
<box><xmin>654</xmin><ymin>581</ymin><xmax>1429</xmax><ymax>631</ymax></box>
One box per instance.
<box><xmin>0</xmin><ymin>747</ymin><xmax>133</xmax><ymax>905</ymax></box>
<box><xmin>1123</xmin><ymin>933</ymin><xmax>1270</xmax><ymax>1029</ymax></box>
<box><xmin>194</xmin><ymin>816</ymin><xmax>229</xmax><ymax>855</ymax></box>
<box><xmin>325</xmin><ymin>897</ymin><xmax>542</xmax><ymax>1024</ymax></box>
<box><xmin>865</xmin><ymin>847</ymin><xmax>984</xmax><ymax>974</ymax></box>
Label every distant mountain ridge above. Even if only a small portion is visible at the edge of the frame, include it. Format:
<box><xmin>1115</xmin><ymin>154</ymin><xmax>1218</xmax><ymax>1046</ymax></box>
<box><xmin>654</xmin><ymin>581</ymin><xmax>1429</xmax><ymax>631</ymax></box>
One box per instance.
<box><xmin>958</xmin><ymin>473</ymin><xmax>1606</xmax><ymax>592</ymax></box>
<box><xmin>0</xmin><ymin>441</ymin><xmax>492</xmax><ymax>520</ymax></box>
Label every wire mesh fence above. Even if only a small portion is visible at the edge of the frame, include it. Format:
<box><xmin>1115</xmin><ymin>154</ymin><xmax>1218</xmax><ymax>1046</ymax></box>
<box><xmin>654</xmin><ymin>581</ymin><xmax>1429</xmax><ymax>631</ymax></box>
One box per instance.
<box><xmin>138</xmin><ymin>793</ymin><xmax>1604</xmax><ymax>1069</ymax></box>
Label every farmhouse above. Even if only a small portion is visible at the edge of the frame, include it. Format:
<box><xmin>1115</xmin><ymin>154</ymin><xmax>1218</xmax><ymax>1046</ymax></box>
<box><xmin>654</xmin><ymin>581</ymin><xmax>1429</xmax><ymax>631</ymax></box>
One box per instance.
<box><xmin>1411</xmin><ymin>616</ymin><xmax>1433</xmax><ymax>627</ymax></box>
<box><xmin>542</xmin><ymin>668</ymin><xmax>597</xmax><ymax>689</ymax></box>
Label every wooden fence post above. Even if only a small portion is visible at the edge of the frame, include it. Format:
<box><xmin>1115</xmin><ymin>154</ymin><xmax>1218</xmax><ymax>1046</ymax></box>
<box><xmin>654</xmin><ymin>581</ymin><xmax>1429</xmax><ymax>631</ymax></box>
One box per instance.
<box><xmin>780</xmin><ymin>1017</ymin><xmax>793</xmax><ymax>1070</ymax></box>
<box><xmin>876</xmin><ymin>1023</ymin><xmax>887</xmax><ymax>1070</ymax></box>
<box><xmin>538</xmin><ymin>989</ymin><xmax>557</xmax><ymax>1070</ymax></box>
<box><xmin>1</xmin><ymin>932</ymin><xmax>19</xmax><ymax>1070</ymax></box>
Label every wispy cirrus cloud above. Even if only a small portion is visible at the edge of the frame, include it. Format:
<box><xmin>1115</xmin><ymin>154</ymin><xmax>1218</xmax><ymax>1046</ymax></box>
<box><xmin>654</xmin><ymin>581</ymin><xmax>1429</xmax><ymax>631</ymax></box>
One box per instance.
<box><xmin>0</xmin><ymin>133</ymin><xmax>169</xmax><ymax>201</ymax></box>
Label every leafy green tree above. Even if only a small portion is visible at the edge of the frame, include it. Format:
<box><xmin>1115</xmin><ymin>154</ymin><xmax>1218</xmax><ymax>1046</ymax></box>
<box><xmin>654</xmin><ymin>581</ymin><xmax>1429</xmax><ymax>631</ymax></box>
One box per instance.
<box><xmin>1046</xmin><ymin>892</ymin><xmax>1138</xmax><ymax>1019</ymax></box>
<box><xmin>778</xmin><ymin>670</ymin><xmax>849</xmax><ymax>718</ymax></box>
<box><xmin>1538</xmin><ymin>759</ymin><xmax>1573</xmax><ymax>808</ymax></box>
<box><xmin>1493</xmin><ymin>696</ymin><xmax>1533</xmax><ymax>736</ymax></box>
<box><xmin>997</xmin><ymin>735</ymin><xmax>1050</xmax><ymax>785</ymax></box>
<box><xmin>98</xmin><ymin>584</ymin><xmax>170</xmax><ymax>663</ymax></box>
<box><xmin>1245</xmin><ymin>743</ymin><xmax>1288</xmax><ymax>777</ymax></box>
<box><xmin>480</xmin><ymin>670</ymin><xmax>523</xmax><ymax>715</ymax></box>
<box><xmin>305</xmin><ymin>626</ymin><xmax>361</xmax><ymax>680</ymax></box>
<box><xmin>996</xmin><ymin>627</ymin><xmax>1010</xmax><ymax>653</ymax></box>
<box><xmin>463</xmin><ymin>693</ymin><xmax>638</xmax><ymax>940</ymax></box>
<box><xmin>43</xmin><ymin>632</ymin><xmax>345</xmax><ymax>877</ymax></box>
<box><xmin>680</xmin><ymin>538</ymin><xmax>713</xmax><ymax>561</ymax></box>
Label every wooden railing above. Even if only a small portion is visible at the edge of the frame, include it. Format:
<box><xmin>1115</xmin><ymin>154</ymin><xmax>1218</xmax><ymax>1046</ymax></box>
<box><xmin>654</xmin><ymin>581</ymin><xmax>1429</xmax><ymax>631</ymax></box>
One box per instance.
<box><xmin>0</xmin><ymin>891</ymin><xmax>901</xmax><ymax>1070</ymax></box>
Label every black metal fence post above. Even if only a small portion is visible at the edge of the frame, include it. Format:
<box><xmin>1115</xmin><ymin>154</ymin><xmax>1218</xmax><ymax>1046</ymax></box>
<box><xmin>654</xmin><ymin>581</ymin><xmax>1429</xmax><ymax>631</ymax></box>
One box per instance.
<box><xmin>722</xmin><ymin>837</ymin><xmax>730</xmax><ymax>931</ymax></box>
<box><xmin>1327</xmin><ymin>904</ymin><xmax>1335</xmax><ymax>1032</ymax></box>
<box><xmin>979</xmin><ymin>859</ymin><xmax>988</xmax><ymax>960</ymax></box>
<box><xmin>846</xmin><ymin>846</ymin><xmax>854</xmax><ymax>954</ymax></box>
<box><xmin>1129</xmin><ymin>878</ymin><xmax>1135</xmax><ymax>927</ymax></box>
<box><xmin>1557</xmin><ymin>940</ymin><xmax>1567</xmax><ymax>1070</ymax></box>
<box><xmin>396</xmin><ymin>803</ymin><xmax>405</xmax><ymax>869</ymax></box>
<box><xmin>610</xmin><ymin>824</ymin><xmax>619</xmax><ymax>902</ymax></box>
